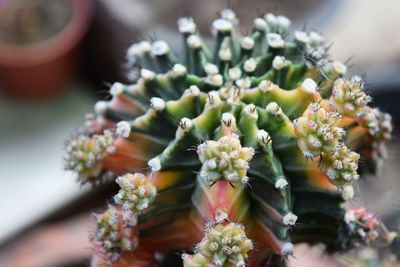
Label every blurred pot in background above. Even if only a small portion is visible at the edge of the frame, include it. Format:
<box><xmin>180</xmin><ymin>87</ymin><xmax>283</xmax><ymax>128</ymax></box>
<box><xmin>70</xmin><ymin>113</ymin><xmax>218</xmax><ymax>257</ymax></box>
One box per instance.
<box><xmin>0</xmin><ymin>0</ymin><xmax>93</xmax><ymax>99</ymax></box>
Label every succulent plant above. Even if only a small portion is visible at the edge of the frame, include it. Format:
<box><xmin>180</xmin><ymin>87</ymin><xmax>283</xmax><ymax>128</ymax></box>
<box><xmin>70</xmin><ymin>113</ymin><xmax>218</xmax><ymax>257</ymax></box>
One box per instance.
<box><xmin>65</xmin><ymin>9</ymin><xmax>397</xmax><ymax>267</ymax></box>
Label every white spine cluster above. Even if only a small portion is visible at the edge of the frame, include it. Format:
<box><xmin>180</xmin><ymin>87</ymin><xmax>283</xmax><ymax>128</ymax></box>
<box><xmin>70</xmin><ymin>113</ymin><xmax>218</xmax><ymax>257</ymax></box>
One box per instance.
<box><xmin>178</xmin><ymin>17</ymin><xmax>197</xmax><ymax>34</ymax></box>
<box><xmin>275</xmin><ymin>178</ymin><xmax>288</xmax><ymax>189</ymax></box>
<box><xmin>212</xmin><ymin>18</ymin><xmax>233</xmax><ymax>33</ymax></box>
<box><xmin>244</xmin><ymin>58</ymin><xmax>257</xmax><ymax>72</ymax></box>
<box><xmin>116</xmin><ymin>121</ymin><xmax>131</xmax><ymax>138</ymax></box>
<box><xmin>241</xmin><ymin>36</ymin><xmax>255</xmax><ymax>50</ymax></box>
<box><xmin>281</xmin><ymin>242</ymin><xmax>294</xmax><ymax>256</ymax></box>
<box><xmin>148</xmin><ymin>157</ymin><xmax>161</xmax><ymax>172</ymax></box>
<box><xmin>170</xmin><ymin>64</ymin><xmax>187</xmax><ymax>78</ymax></box>
<box><xmin>283</xmin><ymin>212</ymin><xmax>298</xmax><ymax>226</ymax></box>
<box><xmin>110</xmin><ymin>82</ymin><xmax>125</xmax><ymax>96</ymax></box>
<box><xmin>266</xmin><ymin>102</ymin><xmax>283</xmax><ymax>115</ymax></box>
<box><xmin>150</xmin><ymin>97</ymin><xmax>166</xmax><ymax>111</ymax></box>
<box><xmin>141</xmin><ymin>69</ymin><xmax>156</xmax><ymax>80</ymax></box>
<box><xmin>272</xmin><ymin>56</ymin><xmax>287</xmax><ymax>70</ymax></box>
<box><xmin>152</xmin><ymin>40</ymin><xmax>170</xmax><ymax>56</ymax></box>
<box><xmin>187</xmin><ymin>35</ymin><xmax>202</xmax><ymax>49</ymax></box>
<box><xmin>229</xmin><ymin>67</ymin><xmax>242</xmax><ymax>81</ymax></box>
<box><xmin>267</xmin><ymin>33</ymin><xmax>285</xmax><ymax>48</ymax></box>
<box><xmin>301</xmin><ymin>78</ymin><xmax>317</xmax><ymax>94</ymax></box>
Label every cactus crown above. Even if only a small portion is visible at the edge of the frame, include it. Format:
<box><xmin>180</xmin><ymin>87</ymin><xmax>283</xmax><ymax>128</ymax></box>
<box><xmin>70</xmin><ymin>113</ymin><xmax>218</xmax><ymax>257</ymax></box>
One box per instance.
<box><xmin>65</xmin><ymin>9</ymin><xmax>395</xmax><ymax>267</ymax></box>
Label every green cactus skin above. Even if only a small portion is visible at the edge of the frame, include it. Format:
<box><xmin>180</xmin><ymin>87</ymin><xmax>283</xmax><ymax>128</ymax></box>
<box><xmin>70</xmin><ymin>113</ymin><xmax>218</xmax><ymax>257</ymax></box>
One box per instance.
<box><xmin>64</xmin><ymin>9</ymin><xmax>396</xmax><ymax>267</ymax></box>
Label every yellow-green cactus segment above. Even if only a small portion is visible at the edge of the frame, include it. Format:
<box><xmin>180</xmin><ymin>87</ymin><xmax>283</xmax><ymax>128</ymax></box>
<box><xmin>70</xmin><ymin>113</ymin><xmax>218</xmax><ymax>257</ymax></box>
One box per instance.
<box><xmin>64</xmin><ymin>130</ymin><xmax>116</xmax><ymax>182</ymax></box>
<box><xmin>92</xmin><ymin>205</ymin><xmax>138</xmax><ymax>262</ymax></box>
<box><xmin>241</xmin><ymin>78</ymin><xmax>318</xmax><ymax>118</ymax></box>
<box><xmin>330</xmin><ymin>76</ymin><xmax>371</xmax><ymax>118</ymax></box>
<box><xmin>114</xmin><ymin>173</ymin><xmax>157</xmax><ymax>213</ymax></box>
<box><xmin>197</xmin><ymin>134</ymin><xmax>255</xmax><ymax>185</ymax></box>
<box><xmin>183</xmin><ymin>220</ymin><xmax>253</xmax><ymax>267</ymax></box>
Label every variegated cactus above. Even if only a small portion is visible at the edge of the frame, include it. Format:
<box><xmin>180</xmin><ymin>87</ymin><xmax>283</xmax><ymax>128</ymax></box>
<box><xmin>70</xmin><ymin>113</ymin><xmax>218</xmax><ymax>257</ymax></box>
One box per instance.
<box><xmin>64</xmin><ymin>9</ymin><xmax>397</xmax><ymax>267</ymax></box>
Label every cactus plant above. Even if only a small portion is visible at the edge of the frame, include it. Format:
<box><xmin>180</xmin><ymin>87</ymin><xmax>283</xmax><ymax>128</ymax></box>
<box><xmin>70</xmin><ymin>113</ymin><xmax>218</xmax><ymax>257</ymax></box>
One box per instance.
<box><xmin>64</xmin><ymin>9</ymin><xmax>397</xmax><ymax>267</ymax></box>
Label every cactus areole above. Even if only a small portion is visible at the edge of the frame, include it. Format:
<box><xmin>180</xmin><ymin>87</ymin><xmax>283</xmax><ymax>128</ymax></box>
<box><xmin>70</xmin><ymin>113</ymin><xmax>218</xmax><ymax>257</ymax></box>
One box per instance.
<box><xmin>65</xmin><ymin>10</ymin><xmax>396</xmax><ymax>267</ymax></box>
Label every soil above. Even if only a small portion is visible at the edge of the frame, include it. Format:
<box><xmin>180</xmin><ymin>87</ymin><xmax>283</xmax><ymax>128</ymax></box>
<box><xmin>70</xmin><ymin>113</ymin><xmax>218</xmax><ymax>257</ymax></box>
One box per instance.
<box><xmin>0</xmin><ymin>0</ymin><xmax>73</xmax><ymax>45</ymax></box>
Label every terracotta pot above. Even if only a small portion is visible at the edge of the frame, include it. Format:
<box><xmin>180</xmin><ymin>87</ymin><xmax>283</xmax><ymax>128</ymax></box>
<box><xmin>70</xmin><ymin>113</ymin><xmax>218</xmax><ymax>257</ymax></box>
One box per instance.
<box><xmin>0</xmin><ymin>0</ymin><xmax>94</xmax><ymax>99</ymax></box>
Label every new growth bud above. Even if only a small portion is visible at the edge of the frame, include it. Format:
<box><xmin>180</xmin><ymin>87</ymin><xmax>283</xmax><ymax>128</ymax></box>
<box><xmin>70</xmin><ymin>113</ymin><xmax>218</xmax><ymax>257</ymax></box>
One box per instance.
<box><xmin>183</xmin><ymin>222</ymin><xmax>253</xmax><ymax>267</ymax></box>
<box><xmin>65</xmin><ymin>130</ymin><xmax>116</xmax><ymax>183</ymax></box>
<box><xmin>197</xmin><ymin>135</ymin><xmax>254</xmax><ymax>184</ymax></box>
<box><xmin>114</xmin><ymin>173</ymin><xmax>157</xmax><ymax>213</ymax></box>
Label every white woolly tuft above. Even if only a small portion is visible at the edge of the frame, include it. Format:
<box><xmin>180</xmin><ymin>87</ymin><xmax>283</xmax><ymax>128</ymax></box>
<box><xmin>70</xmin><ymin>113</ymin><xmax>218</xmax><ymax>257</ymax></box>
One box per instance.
<box><xmin>148</xmin><ymin>157</ymin><xmax>161</xmax><ymax>172</ymax></box>
<box><xmin>212</xmin><ymin>18</ymin><xmax>233</xmax><ymax>32</ymax></box>
<box><xmin>150</xmin><ymin>97</ymin><xmax>166</xmax><ymax>111</ymax></box>
<box><xmin>179</xmin><ymin>117</ymin><xmax>194</xmax><ymax>131</ymax></box>
<box><xmin>187</xmin><ymin>85</ymin><xmax>200</xmax><ymax>96</ymax></box>
<box><xmin>207</xmin><ymin>91</ymin><xmax>221</xmax><ymax>106</ymax></box>
<box><xmin>127</xmin><ymin>44</ymin><xmax>141</xmax><ymax>57</ymax></box>
<box><xmin>127</xmin><ymin>41</ymin><xmax>151</xmax><ymax>57</ymax></box>
<box><xmin>244</xmin><ymin>58</ymin><xmax>257</xmax><ymax>72</ymax></box>
<box><xmin>301</xmin><ymin>78</ymin><xmax>317</xmax><ymax>94</ymax></box>
<box><xmin>272</xmin><ymin>56</ymin><xmax>287</xmax><ymax>70</ymax></box>
<box><xmin>258</xmin><ymin>80</ymin><xmax>275</xmax><ymax>92</ymax></box>
<box><xmin>220</xmin><ymin>9</ymin><xmax>238</xmax><ymax>25</ymax></box>
<box><xmin>187</xmin><ymin>35</ymin><xmax>202</xmax><ymax>49</ymax></box>
<box><xmin>171</xmin><ymin>64</ymin><xmax>187</xmax><ymax>77</ymax></box>
<box><xmin>266</xmin><ymin>102</ymin><xmax>282</xmax><ymax>114</ymax></box>
<box><xmin>267</xmin><ymin>33</ymin><xmax>285</xmax><ymax>48</ymax></box>
<box><xmin>204</xmin><ymin>63</ymin><xmax>219</xmax><ymax>75</ymax></box>
<box><xmin>152</xmin><ymin>40</ymin><xmax>170</xmax><ymax>56</ymax></box>
<box><xmin>264</xmin><ymin>13</ymin><xmax>277</xmax><ymax>26</ymax></box>
<box><xmin>241</xmin><ymin>36</ymin><xmax>254</xmax><ymax>50</ymax></box>
<box><xmin>275</xmin><ymin>178</ymin><xmax>288</xmax><ymax>189</ymax></box>
<box><xmin>178</xmin><ymin>17</ymin><xmax>196</xmax><ymax>34</ymax></box>
<box><xmin>140</xmin><ymin>69</ymin><xmax>156</xmax><ymax>80</ymax></box>
<box><xmin>214</xmin><ymin>209</ymin><xmax>229</xmax><ymax>223</ymax></box>
<box><xmin>281</xmin><ymin>242</ymin><xmax>294</xmax><ymax>256</ymax></box>
<box><xmin>116</xmin><ymin>121</ymin><xmax>131</xmax><ymax>138</ymax></box>
<box><xmin>94</xmin><ymin>101</ymin><xmax>108</xmax><ymax>115</ymax></box>
<box><xmin>244</xmin><ymin>104</ymin><xmax>258</xmax><ymax>120</ymax></box>
<box><xmin>228</xmin><ymin>67</ymin><xmax>242</xmax><ymax>81</ymax></box>
<box><xmin>207</xmin><ymin>74</ymin><xmax>223</xmax><ymax>87</ymax></box>
<box><xmin>110</xmin><ymin>82</ymin><xmax>124</xmax><ymax>96</ymax></box>
<box><xmin>254</xmin><ymin>18</ymin><xmax>267</xmax><ymax>30</ymax></box>
<box><xmin>283</xmin><ymin>212</ymin><xmax>298</xmax><ymax>226</ymax></box>
<box><xmin>256</xmin><ymin>129</ymin><xmax>271</xmax><ymax>146</ymax></box>
<box><xmin>235</xmin><ymin>78</ymin><xmax>251</xmax><ymax>89</ymax></box>
<box><xmin>219</xmin><ymin>47</ymin><xmax>232</xmax><ymax>61</ymax></box>
<box><xmin>277</xmin><ymin>16</ymin><xmax>291</xmax><ymax>30</ymax></box>
<box><xmin>294</xmin><ymin>31</ymin><xmax>310</xmax><ymax>44</ymax></box>
<box><xmin>221</xmin><ymin>112</ymin><xmax>235</xmax><ymax>126</ymax></box>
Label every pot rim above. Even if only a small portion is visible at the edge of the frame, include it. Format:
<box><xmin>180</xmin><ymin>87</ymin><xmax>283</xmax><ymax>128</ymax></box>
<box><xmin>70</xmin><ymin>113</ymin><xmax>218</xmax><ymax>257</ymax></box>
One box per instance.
<box><xmin>0</xmin><ymin>0</ymin><xmax>94</xmax><ymax>67</ymax></box>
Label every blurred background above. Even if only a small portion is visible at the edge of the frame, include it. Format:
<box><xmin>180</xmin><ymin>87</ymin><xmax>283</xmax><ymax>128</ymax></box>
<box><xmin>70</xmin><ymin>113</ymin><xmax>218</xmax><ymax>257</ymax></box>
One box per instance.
<box><xmin>0</xmin><ymin>0</ymin><xmax>399</xmax><ymax>266</ymax></box>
